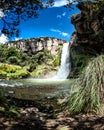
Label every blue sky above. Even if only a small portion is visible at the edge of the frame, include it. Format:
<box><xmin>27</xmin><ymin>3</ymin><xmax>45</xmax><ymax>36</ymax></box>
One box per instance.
<box><xmin>0</xmin><ymin>0</ymin><xmax>80</xmax><ymax>43</ymax></box>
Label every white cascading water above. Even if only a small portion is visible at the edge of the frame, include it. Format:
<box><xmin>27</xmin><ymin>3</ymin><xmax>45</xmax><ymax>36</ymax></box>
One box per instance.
<box><xmin>53</xmin><ymin>42</ymin><xmax>71</xmax><ymax>79</ymax></box>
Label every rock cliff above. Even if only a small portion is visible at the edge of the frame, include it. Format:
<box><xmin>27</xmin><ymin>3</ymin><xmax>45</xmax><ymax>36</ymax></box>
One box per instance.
<box><xmin>69</xmin><ymin>1</ymin><xmax>104</xmax><ymax>77</ymax></box>
<box><xmin>71</xmin><ymin>1</ymin><xmax>104</xmax><ymax>53</ymax></box>
<box><xmin>6</xmin><ymin>37</ymin><xmax>66</xmax><ymax>55</ymax></box>
<box><xmin>0</xmin><ymin>37</ymin><xmax>66</xmax><ymax>78</ymax></box>
<box><xmin>71</xmin><ymin>2</ymin><xmax>104</xmax><ymax>53</ymax></box>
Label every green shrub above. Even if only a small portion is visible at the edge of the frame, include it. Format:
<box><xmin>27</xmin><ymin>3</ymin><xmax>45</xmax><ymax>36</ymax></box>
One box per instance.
<box><xmin>6</xmin><ymin>47</ymin><xmax>19</xmax><ymax>57</ymax></box>
<box><xmin>29</xmin><ymin>62</ymin><xmax>37</xmax><ymax>72</ymax></box>
<box><xmin>35</xmin><ymin>52</ymin><xmax>45</xmax><ymax>64</ymax></box>
<box><xmin>30</xmin><ymin>68</ymin><xmax>44</xmax><ymax>77</ymax></box>
<box><xmin>0</xmin><ymin>64</ymin><xmax>29</xmax><ymax>79</ymax></box>
<box><xmin>0</xmin><ymin>96</ymin><xmax>20</xmax><ymax>117</ymax></box>
<box><xmin>53</xmin><ymin>54</ymin><xmax>61</xmax><ymax>67</ymax></box>
<box><xmin>0</xmin><ymin>44</ymin><xmax>7</xmax><ymax>62</ymax></box>
<box><xmin>19</xmin><ymin>51</ymin><xmax>31</xmax><ymax>61</ymax></box>
<box><xmin>0</xmin><ymin>96</ymin><xmax>10</xmax><ymax>111</ymax></box>
<box><xmin>96</xmin><ymin>29</ymin><xmax>104</xmax><ymax>37</ymax></box>
<box><xmin>8</xmin><ymin>56</ymin><xmax>19</xmax><ymax>65</ymax></box>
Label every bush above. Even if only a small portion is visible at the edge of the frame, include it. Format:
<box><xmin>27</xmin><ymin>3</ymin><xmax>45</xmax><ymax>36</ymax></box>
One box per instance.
<box><xmin>65</xmin><ymin>55</ymin><xmax>104</xmax><ymax>114</ymax></box>
<box><xmin>35</xmin><ymin>52</ymin><xmax>45</xmax><ymax>64</ymax></box>
<box><xmin>30</xmin><ymin>68</ymin><xmax>44</xmax><ymax>77</ymax></box>
<box><xmin>53</xmin><ymin>54</ymin><xmax>61</xmax><ymax>67</ymax></box>
<box><xmin>6</xmin><ymin>47</ymin><xmax>19</xmax><ymax>57</ymax></box>
<box><xmin>0</xmin><ymin>45</ymin><xmax>20</xmax><ymax>63</ymax></box>
<box><xmin>29</xmin><ymin>62</ymin><xmax>37</xmax><ymax>72</ymax></box>
<box><xmin>19</xmin><ymin>51</ymin><xmax>31</xmax><ymax>61</ymax></box>
<box><xmin>0</xmin><ymin>44</ymin><xmax>7</xmax><ymax>62</ymax></box>
<box><xmin>8</xmin><ymin>56</ymin><xmax>19</xmax><ymax>65</ymax></box>
<box><xmin>0</xmin><ymin>96</ymin><xmax>20</xmax><ymax>117</ymax></box>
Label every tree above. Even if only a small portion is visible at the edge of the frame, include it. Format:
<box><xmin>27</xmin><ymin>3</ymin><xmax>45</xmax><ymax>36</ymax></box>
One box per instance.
<box><xmin>0</xmin><ymin>0</ymin><xmax>54</xmax><ymax>37</ymax></box>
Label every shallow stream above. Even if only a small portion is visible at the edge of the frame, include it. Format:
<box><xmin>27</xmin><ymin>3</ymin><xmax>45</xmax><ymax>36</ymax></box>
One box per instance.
<box><xmin>0</xmin><ymin>78</ymin><xmax>73</xmax><ymax>100</ymax></box>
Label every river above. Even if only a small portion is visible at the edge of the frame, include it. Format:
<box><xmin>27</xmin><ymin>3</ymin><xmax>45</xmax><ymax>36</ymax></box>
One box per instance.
<box><xmin>0</xmin><ymin>78</ymin><xmax>73</xmax><ymax>100</ymax></box>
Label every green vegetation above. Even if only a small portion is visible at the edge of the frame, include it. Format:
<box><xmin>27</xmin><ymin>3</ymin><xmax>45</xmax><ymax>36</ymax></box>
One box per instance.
<box><xmin>0</xmin><ymin>44</ymin><xmax>60</xmax><ymax>79</ymax></box>
<box><xmin>53</xmin><ymin>54</ymin><xmax>61</xmax><ymax>67</ymax></box>
<box><xmin>96</xmin><ymin>29</ymin><xmax>104</xmax><ymax>37</ymax></box>
<box><xmin>65</xmin><ymin>55</ymin><xmax>104</xmax><ymax>114</ymax></box>
<box><xmin>0</xmin><ymin>95</ymin><xmax>20</xmax><ymax>117</ymax></box>
<box><xmin>0</xmin><ymin>64</ymin><xmax>29</xmax><ymax>79</ymax></box>
<box><xmin>70</xmin><ymin>46</ymin><xmax>92</xmax><ymax>77</ymax></box>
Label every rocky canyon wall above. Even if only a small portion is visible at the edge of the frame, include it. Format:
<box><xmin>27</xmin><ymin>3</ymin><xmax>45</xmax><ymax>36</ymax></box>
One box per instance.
<box><xmin>6</xmin><ymin>37</ymin><xmax>66</xmax><ymax>55</ymax></box>
<box><xmin>71</xmin><ymin>1</ymin><xmax>104</xmax><ymax>53</ymax></box>
<box><xmin>69</xmin><ymin>1</ymin><xmax>104</xmax><ymax>77</ymax></box>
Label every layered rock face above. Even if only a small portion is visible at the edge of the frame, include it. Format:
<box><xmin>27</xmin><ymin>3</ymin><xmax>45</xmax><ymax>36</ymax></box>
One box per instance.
<box><xmin>71</xmin><ymin>1</ymin><xmax>104</xmax><ymax>53</ymax></box>
<box><xmin>69</xmin><ymin>1</ymin><xmax>104</xmax><ymax>77</ymax></box>
<box><xmin>6</xmin><ymin>37</ymin><xmax>66</xmax><ymax>55</ymax></box>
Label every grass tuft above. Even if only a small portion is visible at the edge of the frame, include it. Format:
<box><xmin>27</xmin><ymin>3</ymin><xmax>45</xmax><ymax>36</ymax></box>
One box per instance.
<box><xmin>65</xmin><ymin>55</ymin><xmax>104</xmax><ymax>114</ymax></box>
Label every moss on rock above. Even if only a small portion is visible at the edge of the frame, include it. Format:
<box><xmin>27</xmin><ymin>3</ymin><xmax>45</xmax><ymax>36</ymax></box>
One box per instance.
<box><xmin>69</xmin><ymin>46</ymin><xmax>95</xmax><ymax>78</ymax></box>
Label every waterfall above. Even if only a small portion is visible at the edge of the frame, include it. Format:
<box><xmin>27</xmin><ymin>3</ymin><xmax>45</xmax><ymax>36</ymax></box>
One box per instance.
<box><xmin>54</xmin><ymin>42</ymin><xmax>71</xmax><ymax>79</ymax></box>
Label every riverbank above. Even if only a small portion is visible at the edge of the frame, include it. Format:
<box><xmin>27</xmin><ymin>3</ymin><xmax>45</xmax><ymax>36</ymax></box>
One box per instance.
<box><xmin>0</xmin><ymin>98</ymin><xmax>104</xmax><ymax>130</ymax></box>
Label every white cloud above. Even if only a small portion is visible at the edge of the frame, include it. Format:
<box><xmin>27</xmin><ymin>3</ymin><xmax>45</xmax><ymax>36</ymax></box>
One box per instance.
<box><xmin>61</xmin><ymin>32</ymin><xmax>69</xmax><ymax>37</ymax></box>
<box><xmin>56</xmin><ymin>15</ymin><xmax>62</xmax><ymax>19</ymax></box>
<box><xmin>53</xmin><ymin>0</ymin><xmax>68</xmax><ymax>7</ymax></box>
<box><xmin>50</xmin><ymin>29</ymin><xmax>61</xmax><ymax>33</ymax></box>
<box><xmin>56</xmin><ymin>12</ymin><xmax>66</xmax><ymax>19</ymax></box>
<box><xmin>62</xmin><ymin>12</ymin><xmax>66</xmax><ymax>16</ymax></box>
<box><xmin>0</xmin><ymin>34</ymin><xmax>8</xmax><ymax>43</ymax></box>
<box><xmin>14</xmin><ymin>37</ymin><xmax>22</xmax><ymax>41</ymax></box>
<box><xmin>50</xmin><ymin>28</ymin><xmax>70</xmax><ymax>37</ymax></box>
<box><xmin>53</xmin><ymin>0</ymin><xmax>75</xmax><ymax>7</ymax></box>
